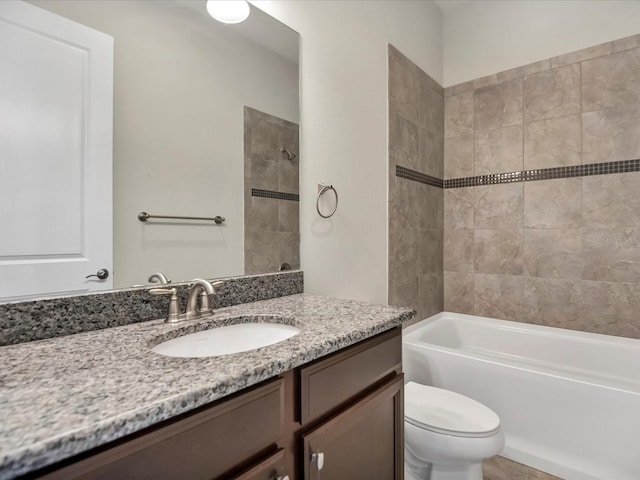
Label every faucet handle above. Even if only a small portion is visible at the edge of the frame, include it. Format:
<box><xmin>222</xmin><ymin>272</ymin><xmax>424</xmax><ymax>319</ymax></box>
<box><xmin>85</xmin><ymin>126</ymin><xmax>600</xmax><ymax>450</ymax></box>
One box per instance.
<box><xmin>148</xmin><ymin>288</ymin><xmax>174</xmax><ymax>295</ymax></box>
<box><xmin>149</xmin><ymin>287</ymin><xmax>181</xmax><ymax>323</ymax></box>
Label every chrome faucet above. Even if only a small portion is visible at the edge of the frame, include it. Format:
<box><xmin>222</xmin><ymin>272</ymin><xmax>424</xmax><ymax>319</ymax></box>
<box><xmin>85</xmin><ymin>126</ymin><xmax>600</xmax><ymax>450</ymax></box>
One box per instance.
<box><xmin>148</xmin><ymin>272</ymin><xmax>171</xmax><ymax>284</ymax></box>
<box><xmin>149</xmin><ymin>278</ymin><xmax>223</xmax><ymax>323</ymax></box>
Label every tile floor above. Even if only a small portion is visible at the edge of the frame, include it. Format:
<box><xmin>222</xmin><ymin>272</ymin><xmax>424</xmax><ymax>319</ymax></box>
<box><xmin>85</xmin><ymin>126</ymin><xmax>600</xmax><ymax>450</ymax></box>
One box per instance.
<box><xmin>483</xmin><ymin>456</ymin><xmax>561</xmax><ymax>480</ymax></box>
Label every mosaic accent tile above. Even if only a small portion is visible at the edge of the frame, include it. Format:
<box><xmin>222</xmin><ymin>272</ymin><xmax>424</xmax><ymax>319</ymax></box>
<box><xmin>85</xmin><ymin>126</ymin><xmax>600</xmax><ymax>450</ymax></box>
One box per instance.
<box><xmin>251</xmin><ymin>188</ymin><xmax>300</xmax><ymax>202</ymax></box>
<box><xmin>396</xmin><ymin>165</ymin><xmax>444</xmax><ymax>188</ymax></box>
<box><xmin>444</xmin><ymin>158</ymin><xmax>640</xmax><ymax>189</ymax></box>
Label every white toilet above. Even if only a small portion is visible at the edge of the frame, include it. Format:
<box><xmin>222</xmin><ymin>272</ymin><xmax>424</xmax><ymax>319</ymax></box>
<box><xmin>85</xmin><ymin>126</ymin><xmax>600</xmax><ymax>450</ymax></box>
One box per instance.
<box><xmin>404</xmin><ymin>381</ymin><xmax>505</xmax><ymax>480</ymax></box>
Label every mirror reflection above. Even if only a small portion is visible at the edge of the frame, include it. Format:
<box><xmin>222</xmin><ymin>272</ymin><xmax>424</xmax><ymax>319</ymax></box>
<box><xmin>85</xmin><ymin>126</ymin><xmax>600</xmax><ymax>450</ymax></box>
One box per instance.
<box><xmin>0</xmin><ymin>0</ymin><xmax>299</xmax><ymax>301</ymax></box>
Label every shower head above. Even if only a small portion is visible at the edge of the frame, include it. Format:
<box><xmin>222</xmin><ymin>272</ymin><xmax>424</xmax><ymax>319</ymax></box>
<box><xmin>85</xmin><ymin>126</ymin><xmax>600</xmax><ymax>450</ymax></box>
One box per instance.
<box><xmin>281</xmin><ymin>147</ymin><xmax>296</xmax><ymax>160</ymax></box>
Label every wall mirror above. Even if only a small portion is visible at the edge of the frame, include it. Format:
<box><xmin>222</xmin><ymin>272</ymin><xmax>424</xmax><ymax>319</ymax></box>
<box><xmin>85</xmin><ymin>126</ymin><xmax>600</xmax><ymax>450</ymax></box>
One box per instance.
<box><xmin>0</xmin><ymin>0</ymin><xmax>299</xmax><ymax>302</ymax></box>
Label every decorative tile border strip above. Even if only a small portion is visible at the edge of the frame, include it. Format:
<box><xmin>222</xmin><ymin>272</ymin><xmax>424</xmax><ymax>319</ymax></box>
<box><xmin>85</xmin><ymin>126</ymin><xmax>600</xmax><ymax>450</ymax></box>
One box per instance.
<box><xmin>445</xmin><ymin>159</ymin><xmax>640</xmax><ymax>189</ymax></box>
<box><xmin>396</xmin><ymin>165</ymin><xmax>444</xmax><ymax>188</ymax></box>
<box><xmin>251</xmin><ymin>188</ymin><xmax>300</xmax><ymax>202</ymax></box>
<box><xmin>397</xmin><ymin>159</ymin><xmax>640</xmax><ymax>189</ymax></box>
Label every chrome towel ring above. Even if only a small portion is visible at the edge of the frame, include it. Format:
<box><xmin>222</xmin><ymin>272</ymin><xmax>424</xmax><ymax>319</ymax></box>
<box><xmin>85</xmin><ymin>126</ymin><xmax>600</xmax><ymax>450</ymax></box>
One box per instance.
<box><xmin>316</xmin><ymin>183</ymin><xmax>338</xmax><ymax>218</ymax></box>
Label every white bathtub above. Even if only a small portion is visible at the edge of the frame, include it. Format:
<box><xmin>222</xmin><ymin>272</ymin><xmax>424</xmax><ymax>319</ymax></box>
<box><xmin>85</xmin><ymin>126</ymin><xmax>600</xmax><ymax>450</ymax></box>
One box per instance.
<box><xmin>402</xmin><ymin>312</ymin><xmax>640</xmax><ymax>480</ymax></box>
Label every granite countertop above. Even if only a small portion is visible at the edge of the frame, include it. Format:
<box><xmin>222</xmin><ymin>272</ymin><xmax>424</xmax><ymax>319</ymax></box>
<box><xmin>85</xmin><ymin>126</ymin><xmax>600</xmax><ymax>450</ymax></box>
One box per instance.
<box><xmin>0</xmin><ymin>293</ymin><xmax>414</xmax><ymax>479</ymax></box>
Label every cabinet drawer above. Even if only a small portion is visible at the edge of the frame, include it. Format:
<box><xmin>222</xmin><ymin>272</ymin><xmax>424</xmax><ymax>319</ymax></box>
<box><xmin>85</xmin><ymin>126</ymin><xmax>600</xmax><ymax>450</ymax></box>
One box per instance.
<box><xmin>299</xmin><ymin>328</ymin><xmax>401</xmax><ymax>424</ymax></box>
<box><xmin>40</xmin><ymin>378</ymin><xmax>284</xmax><ymax>480</ymax></box>
<box><xmin>231</xmin><ymin>448</ymin><xmax>287</xmax><ymax>480</ymax></box>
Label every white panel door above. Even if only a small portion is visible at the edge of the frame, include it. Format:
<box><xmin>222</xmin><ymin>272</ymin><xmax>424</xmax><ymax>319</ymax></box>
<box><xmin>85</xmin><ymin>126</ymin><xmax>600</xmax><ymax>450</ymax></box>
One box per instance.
<box><xmin>0</xmin><ymin>1</ymin><xmax>113</xmax><ymax>301</ymax></box>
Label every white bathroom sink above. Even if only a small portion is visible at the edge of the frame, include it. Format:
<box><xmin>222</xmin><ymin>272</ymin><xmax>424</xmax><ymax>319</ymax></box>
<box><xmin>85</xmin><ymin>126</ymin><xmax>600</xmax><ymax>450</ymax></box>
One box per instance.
<box><xmin>151</xmin><ymin>322</ymin><xmax>300</xmax><ymax>358</ymax></box>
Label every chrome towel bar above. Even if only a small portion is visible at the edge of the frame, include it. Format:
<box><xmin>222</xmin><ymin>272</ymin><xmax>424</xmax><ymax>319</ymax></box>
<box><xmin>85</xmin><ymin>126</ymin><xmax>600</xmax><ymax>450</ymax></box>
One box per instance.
<box><xmin>138</xmin><ymin>212</ymin><xmax>225</xmax><ymax>224</ymax></box>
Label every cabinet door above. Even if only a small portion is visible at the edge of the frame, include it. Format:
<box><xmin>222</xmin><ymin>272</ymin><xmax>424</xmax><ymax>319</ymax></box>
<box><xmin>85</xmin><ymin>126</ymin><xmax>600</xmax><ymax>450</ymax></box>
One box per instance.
<box><xmin>301</xmin><ymin>374</ymin><xmax>404</xmax><ymax>480</ymax></box>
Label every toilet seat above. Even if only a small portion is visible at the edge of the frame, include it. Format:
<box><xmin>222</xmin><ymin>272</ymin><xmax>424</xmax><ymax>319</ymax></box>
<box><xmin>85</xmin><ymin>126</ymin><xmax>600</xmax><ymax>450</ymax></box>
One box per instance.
<box><xmin>405</xmin><ymin>382</ymin><xmax>501</xmax><ymax>438</ymax></box>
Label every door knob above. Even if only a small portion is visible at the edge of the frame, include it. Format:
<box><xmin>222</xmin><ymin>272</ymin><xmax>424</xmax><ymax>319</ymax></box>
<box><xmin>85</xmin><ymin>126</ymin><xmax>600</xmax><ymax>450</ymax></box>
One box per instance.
<box><xmin>85</xmin><ymin>269</ymin><xmax>109</xmax><ymax>280</ymax></box>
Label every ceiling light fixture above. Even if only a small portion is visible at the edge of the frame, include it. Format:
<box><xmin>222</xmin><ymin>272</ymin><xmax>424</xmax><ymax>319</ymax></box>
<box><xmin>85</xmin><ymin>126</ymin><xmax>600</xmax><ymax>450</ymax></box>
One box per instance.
<box><xmin>206</xmin><ymin>0</ymin><xmax>251</xmax><ymax>24</ymax></box>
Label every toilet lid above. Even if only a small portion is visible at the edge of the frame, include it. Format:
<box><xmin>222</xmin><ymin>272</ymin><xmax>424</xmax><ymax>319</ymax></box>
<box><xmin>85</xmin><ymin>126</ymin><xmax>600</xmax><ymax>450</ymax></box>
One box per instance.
<box><xmin>404</xmin><ymin>382</ymin><xmax>501</xmax><ymax>437</ymax></box>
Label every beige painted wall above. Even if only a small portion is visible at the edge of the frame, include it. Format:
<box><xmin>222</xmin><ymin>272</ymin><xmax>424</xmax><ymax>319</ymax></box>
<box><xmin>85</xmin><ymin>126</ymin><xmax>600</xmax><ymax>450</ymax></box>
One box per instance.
<box><xmin>443</xmin><ymin>0</ymin><xmax>640</xmax><ymax>86</ymax></box>
<box><xmin>253</xmin><ymin>1</ymin><xmax>443</xmax><ymax>304</ymax></box>
<box><xmin>30</xmin><ymin>0</ymin><xmax>299</xmax><ymax>288</ymax></box>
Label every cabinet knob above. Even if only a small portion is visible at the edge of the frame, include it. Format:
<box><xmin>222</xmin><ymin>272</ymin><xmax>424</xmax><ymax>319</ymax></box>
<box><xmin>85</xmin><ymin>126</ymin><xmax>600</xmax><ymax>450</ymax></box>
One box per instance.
<box><xmin>311</xmin><ymin>452</ymin><xmax>325</xmax><ymax>470</ymax></box>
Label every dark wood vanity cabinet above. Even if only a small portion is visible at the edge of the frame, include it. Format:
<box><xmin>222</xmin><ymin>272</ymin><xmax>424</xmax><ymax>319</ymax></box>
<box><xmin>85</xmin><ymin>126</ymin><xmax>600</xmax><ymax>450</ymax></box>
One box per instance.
<box><xmin>297</xmin><ymin>328</ymin><xmax>404</xmax><ymax>480</ymax></box>
<box><xmin>34</xmin><ymin>327</ymin><xmax>403</xmax><ymax>480</ymax></box>
<box><xmin>38</xmin><ymin>379</ymin><xmax>287</xmax><ymax>480</ymax></box>
<box><xmin>301</xmin><ymin>375</ymin><xmax>403</xmax><ymax>480</ymax></box>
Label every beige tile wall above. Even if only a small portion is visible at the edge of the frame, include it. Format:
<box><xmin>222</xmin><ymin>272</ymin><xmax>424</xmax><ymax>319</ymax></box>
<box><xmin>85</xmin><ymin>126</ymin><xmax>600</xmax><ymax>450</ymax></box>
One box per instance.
<box><xmin>388</xmin><ymin>45</ymin><xmax>444</xmax><ymax>321</ymax></box>
<box><xmin>443</xmin><ymin>33</ymin><xmax>640</xmax><ymax>338</ymax></box>
<box><xmin>244</xmin><ymin>107</ymin><xmax>300</xmax><ymax>274</ymax></box>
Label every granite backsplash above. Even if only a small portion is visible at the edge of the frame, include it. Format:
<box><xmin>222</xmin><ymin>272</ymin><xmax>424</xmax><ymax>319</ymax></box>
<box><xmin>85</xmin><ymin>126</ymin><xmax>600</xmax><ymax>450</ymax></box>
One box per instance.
<box><xmin>0</xmin><ymin>271</ymin><xmax>303</xmax><ymax>346</ymax></box>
